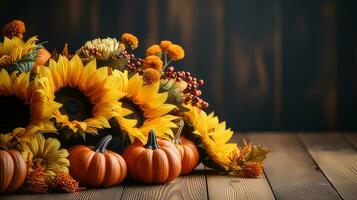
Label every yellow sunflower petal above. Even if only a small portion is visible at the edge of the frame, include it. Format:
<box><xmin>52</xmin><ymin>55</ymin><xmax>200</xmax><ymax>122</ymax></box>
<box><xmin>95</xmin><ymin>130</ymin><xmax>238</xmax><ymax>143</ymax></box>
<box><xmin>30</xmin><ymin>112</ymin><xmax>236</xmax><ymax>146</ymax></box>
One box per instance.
<box><xmin>0</xmin><ymin>69</ymin><xmax>12</xmax><ymax>95</ymax></box>
<box><xmin>115</xmin><ymin>72</ymin><xmax>177</xmax><ymax>143</ymax></box>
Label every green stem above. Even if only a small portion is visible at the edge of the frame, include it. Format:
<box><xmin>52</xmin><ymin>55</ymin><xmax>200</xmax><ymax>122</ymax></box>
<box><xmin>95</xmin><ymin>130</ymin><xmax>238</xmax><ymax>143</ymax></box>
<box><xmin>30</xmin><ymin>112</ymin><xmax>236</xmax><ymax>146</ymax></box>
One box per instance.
<box><xmin>144</xmin><ymin>129</ymin><xmax>160</xmax><ymax>150</ymax></box>
<box><xmin>95</xmin><ymin>135</ymin><xmax>112</xmax><ymax>153</ymax></box>
<box><xmin>164</xmin><ymin>53</ymin><xmax>168</xmax><ymax>66</ymax></box>
<box><xmin>162</xmin><ymin>56</ymin><xmax>172</xmax><ymax>71</ymax></box>
<box><xmin>173</xmin><ymin>119</ymin><xmax>184</xmax><ymax>145</ymax></box>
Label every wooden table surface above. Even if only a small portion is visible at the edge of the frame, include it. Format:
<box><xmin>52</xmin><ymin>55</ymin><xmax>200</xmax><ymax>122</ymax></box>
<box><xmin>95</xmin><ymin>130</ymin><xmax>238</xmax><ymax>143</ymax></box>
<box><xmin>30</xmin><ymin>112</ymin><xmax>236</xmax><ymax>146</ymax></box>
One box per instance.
<box><xmin>2</xmin><ymin>132</ymin><xmax>357</xmax><ymax>200</ymax></box>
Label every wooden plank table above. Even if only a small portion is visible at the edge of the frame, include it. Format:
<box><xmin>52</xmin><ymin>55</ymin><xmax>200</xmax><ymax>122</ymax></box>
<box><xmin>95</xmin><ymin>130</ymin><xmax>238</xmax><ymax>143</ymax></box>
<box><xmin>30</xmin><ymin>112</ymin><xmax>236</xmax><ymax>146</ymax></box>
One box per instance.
<box><xmin>2</xmin><ymin>132</ymin><xmax>357</xmax><ymax>200</ymax></box>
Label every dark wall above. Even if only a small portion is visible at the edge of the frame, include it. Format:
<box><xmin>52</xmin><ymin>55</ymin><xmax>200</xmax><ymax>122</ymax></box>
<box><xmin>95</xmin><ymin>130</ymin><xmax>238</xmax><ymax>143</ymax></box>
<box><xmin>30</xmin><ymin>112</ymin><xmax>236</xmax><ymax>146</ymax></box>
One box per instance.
<box><xmin>1</xmin><ymin>0</ymin><xmax>356</xmax><ymax>131</ymax></box>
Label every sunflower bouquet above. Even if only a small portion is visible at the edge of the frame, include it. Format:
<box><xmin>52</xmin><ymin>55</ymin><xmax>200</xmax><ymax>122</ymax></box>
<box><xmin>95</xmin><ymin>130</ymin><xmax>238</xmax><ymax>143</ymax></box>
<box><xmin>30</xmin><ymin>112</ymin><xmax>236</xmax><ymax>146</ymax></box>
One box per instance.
<box><xmin>0</xmin><ymin>20</ymin><xmax>269</xmax><ymax>194</ymax></box>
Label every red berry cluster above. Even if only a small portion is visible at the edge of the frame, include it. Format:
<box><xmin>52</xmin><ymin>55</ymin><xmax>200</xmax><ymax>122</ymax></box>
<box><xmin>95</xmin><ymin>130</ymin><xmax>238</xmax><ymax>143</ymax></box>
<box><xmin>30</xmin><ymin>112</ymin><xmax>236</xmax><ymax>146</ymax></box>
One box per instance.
<box><xmin>120</xmin><ymin>50</ymin><xmax>144</xmax><ymax>72</ymax></box>
<box><xmin>163</xmin><ymin>66</ymin><xmax>209</xmax><ymax>109</ymax></box>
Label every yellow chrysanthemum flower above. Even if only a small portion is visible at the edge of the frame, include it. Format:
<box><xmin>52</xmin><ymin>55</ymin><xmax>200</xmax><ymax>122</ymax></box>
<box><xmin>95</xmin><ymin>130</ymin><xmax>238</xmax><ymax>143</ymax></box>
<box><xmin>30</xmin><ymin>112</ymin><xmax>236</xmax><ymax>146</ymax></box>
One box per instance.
<box><xmin>76</xmin><ymin>37</ymin><xmax>125</xmax><ymax>60</ymax></box>
<box><xmin>19</xmin><ymin>134</ymin><xmax>69</xmax><ymax>180</ymax></box>
<box><xmin>167</xmin><ymin>44</ymin><xmax>185</xmax><ymax>61</ymax></box>
<box><xmin>143</xmin><ymin>55</ymin><xmax>163</xmax><ymax>71</ymax></box>
<box><xmin>37</xmin><ymin>55</ymin><xmax>125</xmax><ymax>135</ymax></box>
<box><xmin>184</xmin><ymin>105</ymin><xmax>236</xmax><ymax>169</ymax></box>
<box><xmin>160</xmin><ymin>40</ymin><xmax>172</xmax><ymax>52</ymax></box>
<box><xmin>0</xmin><ymin>69</ymin><xmax>60</xmax><ymax>138</ymax></box>
<box><xmin>142</xmin><ymin>68</ymin><xmax>161</xmax><ymax>85</ymax></box>
<box><xmin>121</xmin><ymin>33</ymin><xmax>139</xmax><ymax>50</ymax></box>
<box><xmin>146</xmin><ymin>44</ymin><xmax>162</xmax><ymax>57</ymax></box>
<box><xmin>0</xmin><ymin>36</ymin><xmax>38</xmax><ymax>68</ymax></box>
<box><xmin>112</xmin><ymin>70</ymin><xmax>177</xmax><ymax>143</ymax></box>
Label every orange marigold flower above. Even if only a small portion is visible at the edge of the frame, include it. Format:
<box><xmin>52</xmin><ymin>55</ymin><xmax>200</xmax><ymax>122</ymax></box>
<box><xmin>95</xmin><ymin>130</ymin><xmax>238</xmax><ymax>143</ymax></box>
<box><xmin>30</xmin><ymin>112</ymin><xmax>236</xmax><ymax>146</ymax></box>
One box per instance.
<box><xmin>142</xmin><ymin>68</ymin><xmax>161</xmax><ymax>85</ymax></box>
<box><xmin>121</xmin><ymin>33</ymin><xmax>139</xmax><ymax>49</ymax></box>
<box><xmin>146</xmin><ymin>44</ymin><xmax>162</xmax><ymax>57</ymax></box>
<box><xmin>167</xmin><ymin>44</ymin><xmax>185</xmax><ymax>61</ymax></box>
<box><xmin>143</xmin><ymin>55</ymin><xmax>163</xmax><ymax>71</ymax></box>
<box><xmin>26</xmin><ymin>167</ymin><xmax>48</xmax><ymax>193</ymax></box>
<box><xmin>160</xmin><ymin>40</ymin><xmax>172</xmax><ymax>52</ymax></box>
<box><xmin>2</xmin><ymin>19</ymin><xmax>26</xmax><ymax>39</ymax></box>
<box><xmin>50</xmin><ymin>172</ymin><xmax>79</xmax><ymax>193</ymax></box>
<box><xmin>241</xmin><ymin>162</ymin><xmax>263</xmax><ymax>178</ymax></box>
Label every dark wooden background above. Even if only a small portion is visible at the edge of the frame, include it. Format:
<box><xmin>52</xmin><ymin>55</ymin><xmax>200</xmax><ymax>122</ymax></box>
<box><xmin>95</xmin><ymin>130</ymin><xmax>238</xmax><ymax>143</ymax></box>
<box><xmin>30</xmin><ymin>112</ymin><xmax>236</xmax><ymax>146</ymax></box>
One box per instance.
<box><xmin>1</xmin><ymin>0</ymin><xmax>356</xmax><ymax>132</ymax></box>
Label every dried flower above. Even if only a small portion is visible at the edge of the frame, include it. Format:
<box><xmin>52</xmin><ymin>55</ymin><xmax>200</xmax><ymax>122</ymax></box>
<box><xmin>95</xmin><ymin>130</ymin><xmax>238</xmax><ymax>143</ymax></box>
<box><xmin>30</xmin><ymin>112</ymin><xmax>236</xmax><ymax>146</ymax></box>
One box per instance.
<box><xmin>167</xmin><ymin>44</ymin><xmax>185</xmax><ymax>61</ymax></box>
<box><xmin>160</xmin><ymin>40</ymin><xmax>172</xmax><ymax>52</ymax></box>
<box><xmin>61</xmin><ymin>43</ymin><xmax>74</xmax><ymax>59</ymax></box>
<box><xmin>25</xmin><ymin>167</ymin><xmax>48</xmax><ymax>193</ymax></box>
<box><xmin>241</xmin><ymin>162</ymin><xmax>263</xmax><ymax>178</ymax></box>
<box><xmin>143</xmin><ymin>55</ymin><xmax>163</xmax><ymax>71</ymax></box>
<box><xmin>77</xmin><ymin>37</ymin><xmax>124</xmax><ymax>60</ymax></box>
<box><xmin>50</xmin><ymin>172</ymin><xmax>79</xmax><ymax>193</ymax></box>
<box><xmin>228</xmin><ymin>147</ymin><xmax>241</xmax><ymax>169</ymax></box>
<box><xmin>142</xmin><ymin>68</ymin><xmax>161</xmax><ymax>85</ymax></box>
<box><xmin>121</xmin><ymin>33</ymin><xmax>138</xmax><ymax>50</ymax></box>
<box><xmin>146</xmin><ymin>44</ymin><xmax>162</xmax><ymax>57</ymax></box>
<box><xmin>2</xmin><ymin>20</ymin><xmax>26</xmax><ymax>39</ymax></box>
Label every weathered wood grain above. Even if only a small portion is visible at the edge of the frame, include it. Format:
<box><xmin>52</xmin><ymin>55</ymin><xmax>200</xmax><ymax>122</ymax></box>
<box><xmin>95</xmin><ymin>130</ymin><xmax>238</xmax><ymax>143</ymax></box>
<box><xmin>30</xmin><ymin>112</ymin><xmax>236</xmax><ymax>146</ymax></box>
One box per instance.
<box><xmin>0</xmin><ymin>186</ymin><xmax>124</xmax><ymax>200</ymax></box>
<box><xmin>249</xmin><ymin>133</ymin><xmax>341</xmax><ymax>200</ymax></box>
<box><xmin>344</xmin><ymin>133</ymin><xmax>357</xmax><ymax>149</ymax></box>
<box><xmin>299</xmin><ymin>133</ymin><xmax>357</xmax><ymax>200</ymax></box>
<box><xmin>206</xmin><ymin>169</ymin><xmax>275</xmax><ymax>200</ymax></box>
<box><xmin>3</xmin><ymin>132</ymin><xmax>357</xmax><ymax>200</ymax></box>
<box><xmin>120</xmin><ymin>164</ymin><xmax>207</xmax><ymax>200</ymax></box>
<box><xmin>205</xmin><ymin>133</ymin><xmax>275</xmax><ymax>200</ymax></box>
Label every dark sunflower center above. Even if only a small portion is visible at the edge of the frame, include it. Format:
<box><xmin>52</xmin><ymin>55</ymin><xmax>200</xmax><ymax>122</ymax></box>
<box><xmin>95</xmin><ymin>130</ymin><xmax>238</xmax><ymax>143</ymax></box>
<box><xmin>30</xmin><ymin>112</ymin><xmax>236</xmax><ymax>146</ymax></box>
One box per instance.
<box><xmin>121</xmin><ymin>97</ymin><xmax>145</xmax><ymax>127</ymax></box>
<box><xmin>54</xmin><ymin>87</ymin><xmax>94</xmax><ymax>121</ymax></box>
<box><xmin>0</xmin><ymin>95</ymin><xmax>30</xmax><ymax>133</ymax></box>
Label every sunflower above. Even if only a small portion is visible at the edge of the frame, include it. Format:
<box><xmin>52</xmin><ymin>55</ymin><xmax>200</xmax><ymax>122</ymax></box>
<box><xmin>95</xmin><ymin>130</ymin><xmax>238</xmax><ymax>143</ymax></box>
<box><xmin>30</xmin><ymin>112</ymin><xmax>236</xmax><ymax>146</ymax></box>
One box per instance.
<box><xmin>184</xmin><ymin>105</ymin><xmax>269</xmax><ymax>175</ymax></box>
<box><xmin>19</xmin><ymin>133</ymin><xmax>69</xmax><ymax>181</ymax></box>
<box><xmin>112</xmin><ymin>70</ymin><xmax>177</xmax><ymax>143</ymax></box>
<box><xmin>184</xmin><ymin>105</ymin><xmax>237</xmax><ymax>169</ymax></box>
<box><xmin>0</xmin><ymin>36</ymin><xmax>40</xmax><ymax>72</ymax></box>
<box><xmin>37</xmin><ymin>55</ymin><xmax>124</xmax><ymax>136</ymax></box>
<box><xmin>0</xmin><ymin>69</ymin><xmax>60</xmax><ymax>138</ymax></box>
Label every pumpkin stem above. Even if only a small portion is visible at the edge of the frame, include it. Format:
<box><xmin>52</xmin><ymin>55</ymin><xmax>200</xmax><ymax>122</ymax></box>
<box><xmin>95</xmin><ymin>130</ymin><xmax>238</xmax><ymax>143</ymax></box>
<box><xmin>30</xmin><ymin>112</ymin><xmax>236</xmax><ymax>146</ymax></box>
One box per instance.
<box><xmin>173</xmin><ymin>119</ymin><xmax>184</xmax><ymax>145</ymax></box>
<box><xmin>144</xmin><ymin>129</ymin><xmax>160</xmax><ymax>150</ymax></box>
<box><xmin>95</xmin><ymin>135</ymin><xmax>112</xmax><ymax>153</ymax></box>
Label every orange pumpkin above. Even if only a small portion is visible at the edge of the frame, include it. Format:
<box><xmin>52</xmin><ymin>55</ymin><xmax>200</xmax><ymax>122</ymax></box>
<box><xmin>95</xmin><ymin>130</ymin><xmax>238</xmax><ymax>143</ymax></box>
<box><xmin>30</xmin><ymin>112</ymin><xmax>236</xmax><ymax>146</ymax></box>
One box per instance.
<box><xmin>0</xmin><ymin>150</ymin><xmax>27</xmax><ymax>193</ymax></box>
<box><xmin>173</xmin><ymin>120</ymin><xmax>200</xmax><ymax>175</ymax></box>
<box><xmin>123</xmin><ymin>129</ymin><xmax>181</xmax><ymax>184</ymax></box>
<box><xmin>68</xmin><ymin>135</ymin><xmax>127</xmax><ymax>187</ymax></box>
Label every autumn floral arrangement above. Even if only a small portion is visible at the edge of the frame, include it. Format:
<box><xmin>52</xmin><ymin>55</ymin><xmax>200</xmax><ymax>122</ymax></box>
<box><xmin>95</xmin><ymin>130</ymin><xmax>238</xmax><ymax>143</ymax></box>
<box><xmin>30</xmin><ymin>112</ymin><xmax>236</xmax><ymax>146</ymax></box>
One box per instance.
<box><xmin>0</xmin><ymin>20</ymin><xmax>269</xmax><ymax>194</ymax></box>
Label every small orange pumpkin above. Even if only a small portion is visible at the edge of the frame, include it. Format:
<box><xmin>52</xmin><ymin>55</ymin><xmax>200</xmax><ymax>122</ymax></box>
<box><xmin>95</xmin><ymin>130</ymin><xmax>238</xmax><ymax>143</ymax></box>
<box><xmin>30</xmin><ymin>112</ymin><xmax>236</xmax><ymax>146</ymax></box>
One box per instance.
<box><xmin>35</xmin><ymin>48</ymin><xmax>51</xmax><ymax>66</ymax></box>
<box><xmin>0</xmin><ymin>150</ymin><xmax>27</xmax><ymax>193</ymax></box>
<box><xmin>123</xmin><ymin>129</ymin><xmax>181</xmax><ymax>184</ymax></box>
<box><xmin>68</xmin><ymin>135</ymin><xmax>127</xmax><ymax>187</ymax></box>
<box><xmin>173</xmin><ymin>120</ymin><xmax>200</xmax><ymax>175</ymax></box>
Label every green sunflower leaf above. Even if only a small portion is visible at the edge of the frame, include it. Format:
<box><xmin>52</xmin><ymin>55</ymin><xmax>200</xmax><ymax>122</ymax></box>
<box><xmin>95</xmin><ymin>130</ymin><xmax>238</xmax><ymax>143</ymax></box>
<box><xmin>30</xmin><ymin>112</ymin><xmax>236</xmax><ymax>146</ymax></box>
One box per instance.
<box><xmin>6</xmin><ymin>43</ymin><xmax>45</xmax><ymax>73</ymax></box>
